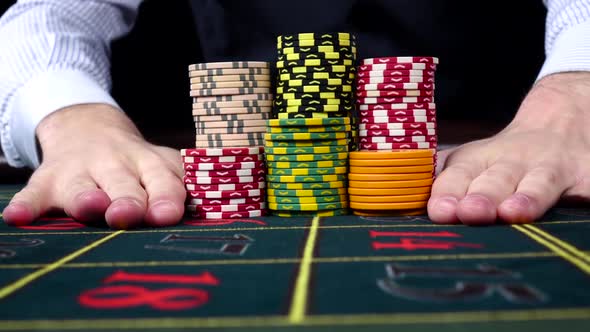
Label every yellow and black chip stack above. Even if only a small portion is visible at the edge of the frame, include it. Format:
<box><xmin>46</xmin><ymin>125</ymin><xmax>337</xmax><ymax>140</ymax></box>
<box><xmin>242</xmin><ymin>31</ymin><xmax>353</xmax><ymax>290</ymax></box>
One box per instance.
<box><xmin>265</xmin><ymin>32</ymin><xmax>358</xmax><ymax>217</ymax></box>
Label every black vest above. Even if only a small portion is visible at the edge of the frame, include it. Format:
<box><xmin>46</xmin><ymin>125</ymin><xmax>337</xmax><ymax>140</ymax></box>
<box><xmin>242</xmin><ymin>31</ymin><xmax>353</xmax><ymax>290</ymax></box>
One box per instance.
<box><xmin>187</xmin><ymin>0</ymin><xmax>546</xmax><ymax>122</ymax></box>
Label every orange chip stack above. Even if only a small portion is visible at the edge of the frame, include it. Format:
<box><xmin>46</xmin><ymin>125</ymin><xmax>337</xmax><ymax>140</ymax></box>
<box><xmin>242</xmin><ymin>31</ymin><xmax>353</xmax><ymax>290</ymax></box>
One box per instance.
<box><xmin>347</xmin><ymin>150</ymin><xmax>435</xmax><ymax>216</ymax></box>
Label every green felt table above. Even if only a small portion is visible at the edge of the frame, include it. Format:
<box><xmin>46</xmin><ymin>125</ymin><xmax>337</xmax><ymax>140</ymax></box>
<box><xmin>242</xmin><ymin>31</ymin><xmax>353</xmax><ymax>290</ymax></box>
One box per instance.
<box><xmin>0</xmin><ymin>184</ymin><xmax>588</xmax><ymax>331</ymax></box>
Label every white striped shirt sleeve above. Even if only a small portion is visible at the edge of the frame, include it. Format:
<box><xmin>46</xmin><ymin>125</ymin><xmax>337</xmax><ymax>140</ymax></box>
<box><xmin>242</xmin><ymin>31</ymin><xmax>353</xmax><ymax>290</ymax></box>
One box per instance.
<box><xmin>0</xmin><ymin>0</ymin><xmax>142</xmax><ymax>168</ymax></box>
<box><xmin>539</xmin><ymin>0</ymin><xmax>590</xmax><ymax>79</ymax></box>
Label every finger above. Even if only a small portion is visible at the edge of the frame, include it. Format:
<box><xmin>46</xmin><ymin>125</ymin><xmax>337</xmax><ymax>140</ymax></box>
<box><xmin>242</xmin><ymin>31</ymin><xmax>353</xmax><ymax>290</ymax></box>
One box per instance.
<box><xmin>428</xmin><ymin>162</ymin><xmax>477</xmax><ymax>224</ymax></box>
<box><xmin>456</xmin><ymin>161</ymin><xmax>524</xmax><ymax>225</ymax></box>
<box><xmin>140</xmin><ymin>165</ymin><xmax>185</xmax><ymax>227</ymax></box>
<box><xmin>498</xmin><ymin>166</ymin><xmax>570</xmax><ymax>223</ymax></box>
<box><xmin>58</xmin><ymin>173</ymin><xmax>110</xmax><ymax>224</ymax></box>
<box><xmin>3</xmin><ymin>167</ymin><xmax>56</xmax><ymax>226</ymax></box>
<box><xmin>92</xmin><ymin>164</ymin><xmax>147</xmax><ymax>229</ymax></box>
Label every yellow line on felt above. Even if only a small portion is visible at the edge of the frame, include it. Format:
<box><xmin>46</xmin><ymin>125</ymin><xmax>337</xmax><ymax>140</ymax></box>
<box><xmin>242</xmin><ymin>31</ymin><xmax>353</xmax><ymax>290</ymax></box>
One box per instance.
<box><xmin>288</xmin><ymin>215</ymin><xmax>320</xmax><ymax>323</ymax></box>
<box><xmin>513</xmin><ymin>225</ymin><xmax>590</xmax><ymax>275</ymax></box>
<box><xmin>523</xmin><ymin>224</ymin><xmax>590</xmax><ymax>266</ymax></box>
<box><xmin>0</xmin><ymin>230</ymin><xmax>124</xmax><ymax>300</ymax></box>
<box><xmin>0</xmin><ymin>308</ymin><xmax>589</xmax><ymax>330</ymax></box>
<box><xmin>0</xmin><ymin>251</ymin><xmax>562</xmax><ymax>269</ymax></box>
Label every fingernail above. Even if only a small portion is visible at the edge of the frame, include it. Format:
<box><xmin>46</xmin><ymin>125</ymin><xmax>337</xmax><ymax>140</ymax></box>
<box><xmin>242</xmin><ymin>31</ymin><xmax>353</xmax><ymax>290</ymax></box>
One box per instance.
<box><xmin>432</xmin><ymin>196</ymin><xmax>458</xmax><ymax>214</ymax></box>
<box><xmin>2</xmin><ymin>202</ymin><xmax>34</xmax><ymax>226</ymax></box>
<box><xmin>149</xmin><ymin>200</ymin><xmax>180</xmax><ymax>220</ymax></box>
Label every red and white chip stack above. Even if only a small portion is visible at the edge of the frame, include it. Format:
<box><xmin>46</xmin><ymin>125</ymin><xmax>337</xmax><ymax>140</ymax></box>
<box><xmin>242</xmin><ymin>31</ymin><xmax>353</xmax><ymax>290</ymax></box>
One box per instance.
<box><xmin>355</xmin><ymin>57</ymin><xmax>438</xmax><ymax>152</ymax></box>
<box><xmin>182</xmin><ymin>61</ymin><xmax>271</xmax><ymax>220</ymax></box>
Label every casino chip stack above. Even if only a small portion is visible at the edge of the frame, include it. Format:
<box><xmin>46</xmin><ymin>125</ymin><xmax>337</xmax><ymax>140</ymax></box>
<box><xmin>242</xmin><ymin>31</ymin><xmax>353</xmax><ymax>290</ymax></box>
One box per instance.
<box><xmin>184</xmin><ymin>61</ymin><xmax>272</xmax><ymax>219</ymax></box>
<box><xmin>266</xmin><ymin>32</ymin><xmax>357</xmax><ymax>217</ymax></box>
<box><xmin>348</xmin><ymin>150</ymin><xmax>435</xmax><ymax>216</ymax></box>
<box><xmin>351</xmin><ymin>56</ymin><xmax>439</xmax><ymax>216</ymax></box>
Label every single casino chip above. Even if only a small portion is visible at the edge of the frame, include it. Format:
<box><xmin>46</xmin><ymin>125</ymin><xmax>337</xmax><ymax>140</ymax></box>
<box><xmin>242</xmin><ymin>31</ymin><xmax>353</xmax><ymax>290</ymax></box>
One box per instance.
<box><xmin>359</xmin><ymin>142</ymin><xmax>438</xmax><ymax>150</ymax></box>
<box><xmin>277</xmin><ymin>32</ymin><xmax>355</xmax><ymax>43</ymax></box>
<box><xmin>357</xmin><ymin>69</ymin><xmax>435</xmax><ymax>77</ymax></box>
<box><xmin>359</xmin><ymin>136</ymin><xmax>437</xmax><ymax>144</ymax></box>
<box><xmin>268</xmin><ymin>194</ymin><xmax>348</xmax><ymax>204</ymax></box>
<box><xmin>349</xmin><ymin>165</ymin><xmax>436</xmax><ymax>175</ymax></box>
<box><xmin>272</xmin><ymin>209</ymin><xmax>349</xmax><ymax>217</ymax></box>
<box><xmin>276</xmin><ymin>104</ymin><xmax>355</xmax><ymax>114</ymax></box>
<box><xmin>356</xmin><ymin>83</ymin><xmax>436</xmax><ymax>91</ymax></box>
<box><xmin>265</xmin><ymin>132</ymin><xmax>348</xmax><ymax>141</ymax></box>
<box><xmin>265</xmin><ymin>139</ymin><xmax>349</xmax><ymax>148</ymax></box>
<box><xmin>274</xmin><ymin>98</ymin><xmax>352</xmax><ymax>107</ymax></box>
<box><xmin>360</xmin><ymin>116</ymin><xmax>437</xmax><ymax>124</ymax></box>
<box><xmin>276</xmin><ymin>59</ymin><xmax>355</xmax><ymax>68</ymax></box>
<box><xmin>187</xmin><ymin>202</ymin><xmax>267</xmax><ymax>213</ymax></box>
<box><xmin>280</xmin><ymin>65</ymin><xmax>355</xmax><ymax>74</ymax></box>
<box><xmin>358</xmin><ymin>63</ymin><xmax>438</xmax><ymax>71</ymax></box>
<box><xmin>357</xmin><ymin>110</ymin><xmax>437</xmax><ymax>120</ymax></box>
<box><xmin>184</xmin><ymin>168</ymin><xmax>266</xmax><ymax>178</ymax></box>
<box><xmin>359</xmin><ymin>123</ymin><xmax>436</xmax><ymax>130</ymax></box>
<box><xmin>195</xmin><ymin>139</ymin><xmax>266</xmax><ymax>148</ymax></box>
<box><xmin>183</xmin><ymin>175</ymin><xmax>266</xmax><ymax>185</ymax></box>
<box><xmin>268</xmin><ymin>188</ymin><xmax>347</xmax><ymax>197</ymax></box>
<box><xmin>189</xmin><ymin>68</ymin><xmax>271</xmax><ymax>77</ymax></box>
<box><xmin>181</xmin><ymin>160</ymin><xmax>265</xmax><ymax>170</ymax></box>
<box><xmin>186</xmin><ymin>196</ymin><xmax>264</xmax><ymax>206</ymax></box>
<box><xmin>350</xmin><ymin>158</ymin><xmax>434</xmax><ymax>168</ymax></box>
<box><xmin>267</xmin><ymin>159</ymin><xmax>347</xmax><ymax>169</ymax></box>
<box><xmin>348</xmin><ymin>172</ymin><xmax>433</xmax><ymax>181</ymax></box>
<box><xmin>277</xmin><ymin>38</ymin><xmax>356</xmax><ymax>49</ymax></box>
<box><xmin>276</xmin><ymin>112</ymin><xmax>350</xmax><ymax>119</ymax></box>
<box><xmin>350</xmin><ymin>150</ymin><xmax>434</xmax><ymax>159</ymax></box>
<box><xmin>190</xmin><ymin>87</ymin><xmax>270</xmax><ymax>97</ymax></box>
<box><xmin>185</xmin><ymin>189</ymin><xmax>265</xmax><ymax>199</ymax></box>
<box><xmin>279</xmin><ymin>45</ymin><xmax>357</xmax><ymax>55</ymax></box>
<box><xmin>193</xmin><ymin>93</ymin><xmax>273</xmax><ymax>103</ymax></box>
<box><xmin>190</xmin><ymin>74</ymin><xmax>270</xmax><ymax>84</ymax></box>
<box><xmin>195</xmin><ymin>126</ymin><xmax>267</xmax><ymax>135</ymax></box>
<box><xmin>276</xmin><ymin>85</ymin><xmax>353</xmax><ymax>95</ymax></box>
<box><xmin>356</xmin><ymin>76</ymin><xmax>435</xmax><ymax>84</ymax></box>
<box><xmin>180</xmin><ymin>154</ymin><xmax>263</xmax><ymax>163</ymax></box>
<box><xmin>349</xmin><ymin>193</ymin><xmax>431</xmax><ymax>203</ymax></box>
<box><xmin>267</xmin><ymin>125</ymin><xmax>351</xmax><ymax>134</ymax></box>
<box><xmin>358</xmin><ymin>103</ymin><xmax>436</xmax><ymax>111</ymax></box>
<box><xmin>351</xmin><ymin>163</ymin><xmax>436</xmax><ymax>174</ymax></box>
<box><xmin>356</xmin><ymin>96</ymin><xmax>434</xmax><ymax>104</ymax></box>
<box><xmin>277</xmin><ymin>52</ymin><xmax>356</xmax><ymax>62</ymax></box>
<box><xmin>349</xmin><ymin>178</ymin><xmax>434</xmax><ymax>189</ymax></box>
<box><xmin>192</xmin><ymin>107</ymin><xmax>271</xmax><ymax>117</ymax></box>
<box><xmin>278</xmin><ymin>72</ymin><xmax>356</xmax><ymax>81</ymax></box>
<box><xmin>195</xmin><ymin>132</ymin><xmax>264</xmax><ymax>141</ymax></box>
<box><xmin>279</xmin><ymin>91</ymin><xmax>354</xmax><ymax>100</ymax></box>
<box><xmin>190</xmin><ymin>80</ymin><xmax>271</xmax><ymax>90</ymax></box>
<box><xmin>266</xmin><ymin>174</ymin><xmax>347</xmax><ymax>183</ymax></box>
<box><xmin>266</xmin><ymin>152</ymin><xmax>348</xmax><ymax>162</ymax></box>
<box><xmin>267</xmin><ymin>181</ymin><xmax>346</xmax><ymax>190</ymax></box>
<box><xmin>194</xmin><ymin>113</ymin><xmax>270</xmax><ymax>123</ymax></box>
<box><xmin>269</xmin><ymin>201</ymin><xmax>347</xmax><ymax>211</ymax></box>
<box><xmin>359</xmin><ymin>129</ymin><xmax>437</xmax><ymax>137</ymax></box>
<box><xmin>356</xmin><ymin>90</ymin><xmax>435</xmax><ymax>98</ymax></box>
<box><xmin>268</xmin><ymin>117</ymin><xmax>350</xmax><ymax>127</ymax></box>
<box><xmin>185</xmin><ymin>181</ymin><xmax>266</xmax><ymax>191</ymax></box>
<box><xmin>181</xmin><ymin>147</ymin><xmax>264</xmax><ymax>156</ymax></box>
<box><xmin>188</xmin><ymin>61</ymin><xmax>269</xmax><ymax>71</ymax></box>
<box><xmin>266</xmin><ymin>146</ymin><xmax>348</xmax><ymax>155</ymax></box>
<box><xmin>268</xmin><ymin>166</ymin><xmax>347</xmax><ymax>176</ymax></box>
<box><xmin>193</xmin><ymin>100</ymin><xmax>273</xmax><ymax>109</ymax></box>
<box><xmin>352</xmin><ymin>208</ymin><xmax>426</xmax><ymax>216</ymax></box>
<box><xmin>195</xmin><ymin>119</ymin><xmax>267</xmax><ymax>129</ymax></box>
<box><xmin>277</xmin><ymin>77</ymin><xmax>355</xmax><ymax>87</ymax></box>
<box><xmin>350</xmin><ymin>201</ymin><xmax>428</xmax><ymax>210</ymax></box>
<box><xmin>348</xmin><ymin>186</ymin><xmax>431</xmax><ymax>196</ymax></box>
<box><xmin>188</xmin><ymin>210</ymin><xmax>267</xmax><ymax>219</ymax></box>
<box><xmin>361</xmin><ymin>57</ymin><xmax>439</xmax><ymax>65</ymax></box>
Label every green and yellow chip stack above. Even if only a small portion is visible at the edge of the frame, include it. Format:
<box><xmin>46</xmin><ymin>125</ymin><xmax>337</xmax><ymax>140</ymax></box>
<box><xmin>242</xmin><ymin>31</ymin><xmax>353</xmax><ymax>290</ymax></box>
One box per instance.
<box><xmin>266</xmin><ymin>32</ymin><xmax>358</xmax><ymax>217</ymax></box>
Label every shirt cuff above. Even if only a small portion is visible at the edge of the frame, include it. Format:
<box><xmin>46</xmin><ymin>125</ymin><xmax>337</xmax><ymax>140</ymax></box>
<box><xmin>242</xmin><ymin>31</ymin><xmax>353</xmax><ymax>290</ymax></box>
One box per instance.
<box><xmin>5</xmin><ymin>69</ymin><xmax>119</xmax><ymax>168</ymax></box>
<box><xmin>537</xmin><ymin>20</ymin><xmax>590</xmax><ymax>80</ymax></box>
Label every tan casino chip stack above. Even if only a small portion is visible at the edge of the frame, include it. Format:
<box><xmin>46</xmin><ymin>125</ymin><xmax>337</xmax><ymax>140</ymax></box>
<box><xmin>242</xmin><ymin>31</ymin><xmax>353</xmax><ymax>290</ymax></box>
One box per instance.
<box><xmin>350</xmin><ymin>57</ymin><xmax>439</xmax><ymax>216</ymax></box>
<box><xmin>183</xmin><ymin>61</ymin><xmax>272</xmax><ymax>219</ymax></box>
<box><xmin>265</xmin><ymin>33</ymin><xmax>358</xmax><ymax>217</ymax></box>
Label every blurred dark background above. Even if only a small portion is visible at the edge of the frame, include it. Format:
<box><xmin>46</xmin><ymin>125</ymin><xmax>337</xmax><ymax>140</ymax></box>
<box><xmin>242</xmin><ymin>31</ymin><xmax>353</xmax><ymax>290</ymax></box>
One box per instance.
<box><xmin>0</xmin><ymin>0</ymin><xmax>547</xmax><ymax>183</ymax></box>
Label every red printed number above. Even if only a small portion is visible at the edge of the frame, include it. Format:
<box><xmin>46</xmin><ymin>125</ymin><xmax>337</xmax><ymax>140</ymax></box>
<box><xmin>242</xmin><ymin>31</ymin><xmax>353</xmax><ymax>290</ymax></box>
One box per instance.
<box><xmin>78</xmin><ymin>270</ymin><xmax>219</xmax><ymax>311</ymax></box>
<box><xmin>370</xmin><ymin>230</ymin><xmax>484</xmax><ymax>251</ymax></box>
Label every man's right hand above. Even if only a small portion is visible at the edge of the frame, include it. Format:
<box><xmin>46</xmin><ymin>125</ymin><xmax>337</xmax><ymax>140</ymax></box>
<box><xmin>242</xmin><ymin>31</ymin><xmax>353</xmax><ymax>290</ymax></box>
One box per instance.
<box><xmin>2</xmin><ymin>104</ymin><xmax>186</xmax><ymax>229</ymax></box>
